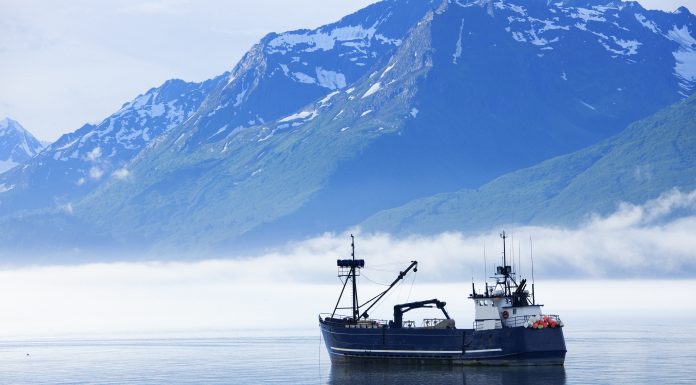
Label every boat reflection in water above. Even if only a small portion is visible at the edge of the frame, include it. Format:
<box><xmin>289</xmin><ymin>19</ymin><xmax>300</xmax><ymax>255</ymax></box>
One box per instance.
<box><xmin>329</xmin><ymin>364</ymin><xmax>567</xmax><ymax>385</ymax></box>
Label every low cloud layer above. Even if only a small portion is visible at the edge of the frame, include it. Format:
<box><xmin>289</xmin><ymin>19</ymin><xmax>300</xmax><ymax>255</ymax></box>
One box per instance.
<box><xmin>255</xmin><ymin>188</ymin><xmax>696</xmax><ymax>281</ymax></box>
<box><xmin>0</xmin><ymin>189</ymin><xmax>695</xmax><ymax>337</ymax></box>
<box><xmin>0</xmin><ymin>265</ymin><xmax>692</xmax><ymax>337</ymax></box>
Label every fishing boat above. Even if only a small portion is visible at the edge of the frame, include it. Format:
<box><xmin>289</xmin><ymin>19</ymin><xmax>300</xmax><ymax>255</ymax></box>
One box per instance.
<box><xmin>319</xmin><ymin>232</ymin><xmax>566</xmax><ymax>365</ymax></box>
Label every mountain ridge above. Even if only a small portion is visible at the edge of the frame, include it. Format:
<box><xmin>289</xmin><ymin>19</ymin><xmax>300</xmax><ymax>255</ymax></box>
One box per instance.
<box><xmin>1</xmin><ymin>0</ymin><xmax>695</xmax><ymax>256</ymax></box>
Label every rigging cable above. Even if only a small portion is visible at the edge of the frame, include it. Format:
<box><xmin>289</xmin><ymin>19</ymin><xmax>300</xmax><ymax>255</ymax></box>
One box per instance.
<box><xmin>359</xmin><ymin>271</ymin><xmax>391</xmax><ymax>286</ymax></box>
<box><xmin>363</xmin><ymin>262</ymin><xmax>413</xmax><ymax>272</ymax></box>
<box><xmin>368</xmin><ymin>278</ymin><xmax>406</xmax><ymax>317</ymax></box>
<box><xmin>406</xmin><ymin>268</ymin><xmax>417</xmax><ymax>302</ymax></box>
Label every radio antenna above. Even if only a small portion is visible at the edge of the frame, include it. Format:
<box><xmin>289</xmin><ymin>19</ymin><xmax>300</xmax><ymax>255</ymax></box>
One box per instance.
<box><xmin>530</xmin><ymin>236</ymin><xmax>535</xmax><ymax>305</ymax></box>
<box><xmin>483</xmin><ymin>240</ymin><xmax>488</xmax><ymax>295</ymax></box>
<box><xmin>511</xmin><ymin>231</ymin><xmax>515</xmax><ymax>275</ymax></box>
<box><xmin>518</xmin><ymin>239</ymin><xmax>522</xmax><ymax>278</ymax></box>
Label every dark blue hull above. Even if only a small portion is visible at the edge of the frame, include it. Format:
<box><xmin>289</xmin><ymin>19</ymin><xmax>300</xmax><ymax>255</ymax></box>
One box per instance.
<box><xmin>319</xmin><ymin>319</ymin><xmax>566</xmax><ymax>366</ymax></box>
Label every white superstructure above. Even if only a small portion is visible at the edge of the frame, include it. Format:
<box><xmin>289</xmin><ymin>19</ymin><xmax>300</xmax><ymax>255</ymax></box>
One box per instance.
<box><xmin>470</xmin><ymin>231</ymin><xmax>544</xmax><ymax>331</ymax></box>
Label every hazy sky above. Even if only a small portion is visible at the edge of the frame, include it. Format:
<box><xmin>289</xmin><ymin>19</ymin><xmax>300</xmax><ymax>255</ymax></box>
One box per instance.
<box><xmin>0</xmin><ymin>0</ymin><xmax>695</xmax><ymax>141</ymax></box>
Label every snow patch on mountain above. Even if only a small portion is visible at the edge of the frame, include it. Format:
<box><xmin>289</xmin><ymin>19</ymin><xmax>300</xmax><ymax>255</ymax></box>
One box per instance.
<box><xmin>613</xmin><ymin>38</ymin><xmax>641</xmax><ymax>55</ymax></box>
<box><xmin>528</xmin><ymin>28</ymin><xmax>550</xmax><ymax>46</ymax></box>
<box><xmin>146</xmin><ymin>103</ymin><xmax>165</xmax><ymax>118</ymax></box>
<box><xmin>267</xmin><ymin>24</ymin><xmax>384</xmax><ymax>55</ymax></box>
<box><xmin>570</xmin><ymin>7</ymin><xmax>607</xmax><ymax>23</ymax></box>
<box><xmin>501</xmin><ymin>1</ymin><xmax>656</xmax><ymax>57</ymax></box>
<box><xmin>508</xmin><ymin>3</ymin><xmax>526</xmax><ymax>16</ymax></box>
<box><xmin>579</xmin><ymin>100</ymin><xmax>597</xmax><ymax>111</ymax></box>
<box><xmin>635</xmin><ymin>13</ymin><xmax>659</xmax><ymax>33</ymax></box>
<box><xmin>674</xmin><ymin>51</ymin><xmax>696</xmax><ymax>89</ymax></box>
<box><xmin>0</xmin><ymin>161</ymin><xmax>18</xmax><ymax>174</ymax></box>
<box><xmin>599</xmin><ymin>37</ymin><xmax>641</xmax><ymax>56</ymax></box>
<box><xmin>233</xmin><ymin>90</ymin><xmax>247</xmax><ymax>107</ymax></box>
<box><xmin>453</xmin><ymin>18</ymin><xmax>465</xmax><ymax>64</ymax></box>
<box><xmin>207</xmin><ymin>125</ymin><xmax>228</xmax><ymax>140</ymax></box>
<box><xmin>665</xmin><ymin>26</ymin><xmax>696</xmax><ymax>89</ymax></box>
<box><xmin>667</xmin><ymin>25</ymin><xmax>696</xmax><ymax>48</ymax></box>
<box><xmin>292</xmin><ymin>71</ymin><xmax>316</xmax><ymax>84</ymax></box>
<box><xmin>362</xmin><ymin>82</ymin><xmax>382</xmax><ymax>98</ymax></box>
<box><xmin>0</xmin><ymin>182</ymin><xmax>14</xmax><ymax>193</ymax></box>
<box><xmin>375</xmin><ymin>34</ymin><xmax>402</xmax><ymax>46</ymax></box>
<box><xmin>279</xmin><ymin>110</ymin><xmax>318</xmax><ymax>123</ymax></box>
<box><xmin>318</xmin><ymin>91</ymin><xmax>340</xmax><ymax>106</ymax></box>
<box><xmin>381</xmin><ymin>61</ymin><xmax>398</xmax><ymax>78</ymax></box>
<box><xmin>510</xmin><ymin>30</ymin><xmax>526</xmax><ymax>42</ymax></box>
<box><xmin>315</xmin><ymin>67</ymin><xmax>347</xmax><ymax>89</ymax></box>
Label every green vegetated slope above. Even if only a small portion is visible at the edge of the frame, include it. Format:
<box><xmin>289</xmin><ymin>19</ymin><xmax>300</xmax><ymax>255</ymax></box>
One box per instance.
<box><xmin>361</xmin><ymin>93</ymin><xmax>696</xmax><ymax>234</ymax></box>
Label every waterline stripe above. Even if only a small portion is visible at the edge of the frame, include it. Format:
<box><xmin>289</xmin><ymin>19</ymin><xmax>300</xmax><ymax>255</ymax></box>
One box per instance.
<box><xmin>331</xmin><ymin>347</ymin><xmax>462</xmax><ymax>354</ymax></box>
<box><xmin>465</xmin><ymin>348</ymin><xmax>503</xmax><ymax>354</ymax></box>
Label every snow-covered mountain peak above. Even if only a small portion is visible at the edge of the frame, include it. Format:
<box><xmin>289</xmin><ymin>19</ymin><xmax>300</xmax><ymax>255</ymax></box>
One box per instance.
<box><xmin>45</xmin><ymin>78</ymin><xmax>216</xmax><ymax>165</ymax></box>
<box><xmin>0</xmin><ymin>117</ymin><xmax>43</xmax><ymax>174</ymax></box>
<box><xmin>177</xmin><ymin>0</ymin><xmax>442</xmax><ymax>148</ymax></box>
<box><xmin>450</xmin><ymin>0</ymin><xmax>696</xmax><ymax>95</ymax></box>
<box><xmin>0</xmin><ymin>77</ymin><xmax>222</xmax><ymax>214</ymax></box>
<box><xmin>0</xmin><ymin>117</ymin><xmax>26</xmax><ymax>135</ymax></box>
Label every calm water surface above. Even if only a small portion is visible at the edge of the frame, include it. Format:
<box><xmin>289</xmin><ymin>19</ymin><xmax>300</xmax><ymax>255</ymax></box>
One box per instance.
<box><xmin>0</xmin><ymin>321</ymin><xmax>693</xmax><ymax>384</ymax></box>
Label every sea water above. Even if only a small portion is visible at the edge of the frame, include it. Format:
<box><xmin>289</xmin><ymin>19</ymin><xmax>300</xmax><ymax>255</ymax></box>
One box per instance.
<box><xmin>0</xmin><ymin>320</ymin><xmax>694</xmax><ymax>385</ymax></box>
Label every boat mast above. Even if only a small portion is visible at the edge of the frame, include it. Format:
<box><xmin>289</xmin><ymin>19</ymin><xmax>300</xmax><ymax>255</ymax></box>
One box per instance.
<box><xmin>332</xmin><ymin>235</ymin><xmax>365</xmax><ymax>320</ymax></box>
<box><xmin>351</xmin><ymin>234</ymin><xmax>359</xmax><ymax>320</ymax></box>
<box><xmin>501</xmin><ymin>231</ymin><xmax>510</xmax><ymax>296</ymax></box>
<box><xmin>501</xmin><ymin>231</ymin><xmax>507</xmax><ymax>267</ymax></box>
<box><xmin>331</xmin><ymin>236</ymin><xmax>416</xmax><ymax>321</ymax></box>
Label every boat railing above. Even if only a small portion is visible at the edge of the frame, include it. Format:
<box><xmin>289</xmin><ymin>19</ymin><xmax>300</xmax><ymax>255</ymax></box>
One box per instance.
<box><xmin>473</xmin><ymin>319</ymin><xmax>502</xmax><ymax>330</ymax></box>
<box><xmin>319</xmin><ymin>313</ymin><xmax>351</xmax><ymax>321</ymax></box>
<box><xmin>421</xmin><ymin>318</ymin><xmax>446</xmax><ymax>327</ymax></box>
<box><xmin>347</xmin><ymin>319</ymin><xmax>389</xmax><ymax>328</ymax></box>
<box><xmin>503</xmin><ymin>314</ymin><xmax>562</xmax><ymax>328</ymax></box>
<box><xmin>421</xmin><ymin>318</ymin><xmax>456</xmax><ymax>329</ymax></box>
<box><xmin>503</xmin><ymin>315</ymin><xmax>530</xmax><ymax>328</ymax></box>
<box><xmin>319</xmin><ymin>313</ymin><xmax>389</xmax><ymax>328</ymax></box>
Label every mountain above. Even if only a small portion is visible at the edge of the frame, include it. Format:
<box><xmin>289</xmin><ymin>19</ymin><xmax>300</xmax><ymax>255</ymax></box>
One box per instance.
<box><xmin>1</xmin><ymin>0</ymin><xmax>696</xmax><ymax>255</ymax></box>
<box><xmin>248</xmin><ymin>0</ymin><xmax>696</xmax><ymax>239</ymax></box>
<box><xmin>0</xmin><ymin>118</ymin><xmax>43</xmax><ymax>175</ymax></box>
<box><xmin>0</xmin><ymin>0</ymin><xmax>437</xmax><ymax>221</ymax></box>
<box><xmin>361</xmin><ymin>91</ymin><xmax>696</xmax><ymax>234</ymax></box>
<box><xmin>0</xmin><ymin>78</ymin><xmax>224</xmax><ymax>215</ymax></box>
